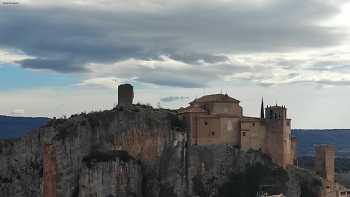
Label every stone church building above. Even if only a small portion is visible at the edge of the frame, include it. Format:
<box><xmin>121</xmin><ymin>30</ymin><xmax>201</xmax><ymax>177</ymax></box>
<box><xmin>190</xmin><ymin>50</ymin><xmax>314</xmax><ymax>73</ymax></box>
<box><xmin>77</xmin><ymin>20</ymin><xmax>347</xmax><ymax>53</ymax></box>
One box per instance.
<box><xmin>178</xmin><ymin>93</ymin><xmax>297</xmax><ymax>168</ymax></box>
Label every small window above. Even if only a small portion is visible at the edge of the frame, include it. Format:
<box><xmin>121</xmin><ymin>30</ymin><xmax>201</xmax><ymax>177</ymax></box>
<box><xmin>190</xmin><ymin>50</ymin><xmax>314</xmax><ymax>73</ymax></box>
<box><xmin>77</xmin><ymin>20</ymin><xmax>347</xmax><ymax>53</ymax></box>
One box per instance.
<box><xmin>242</xmin><ymin>132</ymin><xmax>246</xmax><ymax>137</ymax></box>
<box><xmin>252</xmin><ymin>123</ymin><xmax>255</xmax><ymax>126</ymax></box>
<box><xmin>211</xmin><ymin>131</ymin><xmax>215</xmax><ymax>136</ymax></box>
<box><xmin>204</xmin><ymin>121</ymin><xmax>208</xmax><ymax>125</ymax></box>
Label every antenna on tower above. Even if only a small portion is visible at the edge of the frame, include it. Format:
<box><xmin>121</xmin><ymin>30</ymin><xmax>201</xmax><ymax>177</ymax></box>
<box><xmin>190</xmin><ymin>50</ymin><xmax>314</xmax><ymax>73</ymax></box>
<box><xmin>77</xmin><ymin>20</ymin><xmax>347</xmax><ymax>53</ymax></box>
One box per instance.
<box><xmin>260</xmin><ymin>97</ymin><xmax>265</xmax><ymax>119</ymax></box>
<box><xmin>112</xmin><ymin>79</ymin><xmax>118</xmax><ymax>107</ymax></box>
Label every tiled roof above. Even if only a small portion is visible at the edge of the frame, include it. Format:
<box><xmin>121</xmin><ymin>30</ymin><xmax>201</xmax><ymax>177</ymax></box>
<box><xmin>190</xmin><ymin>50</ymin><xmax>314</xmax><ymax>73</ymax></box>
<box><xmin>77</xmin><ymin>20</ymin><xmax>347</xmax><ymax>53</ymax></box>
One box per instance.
<box><xmin>190</xmin><ymin>94</ymin><xmax>240</xmax><ymax>104</ymax></box>
<box><xmin>178</xmin><ymin>105</ymin><xmax>207</xmax><ymax>114</ymax></box>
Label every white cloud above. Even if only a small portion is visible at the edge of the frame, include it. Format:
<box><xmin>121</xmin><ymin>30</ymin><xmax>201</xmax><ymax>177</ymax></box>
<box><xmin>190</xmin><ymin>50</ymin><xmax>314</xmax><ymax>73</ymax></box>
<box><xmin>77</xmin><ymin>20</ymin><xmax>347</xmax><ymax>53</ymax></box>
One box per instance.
<box><xmin>84</xmin><ymin>56</ymin><xmax>231</xmax><ymax>88</ymax></box>
<box><xmin>0</xmin><ymin>49</ymin><xmax>33</xmax><ymax>65</ymax></box>
<box><xmin>77</xmin><ymin>77</ymin><xmax>121</xmax><ymax>89</ymax></box>
<box><xmin>80</xmin><ymin>46</ymin><xmax>350</xmax><ymax>88</ymax></box>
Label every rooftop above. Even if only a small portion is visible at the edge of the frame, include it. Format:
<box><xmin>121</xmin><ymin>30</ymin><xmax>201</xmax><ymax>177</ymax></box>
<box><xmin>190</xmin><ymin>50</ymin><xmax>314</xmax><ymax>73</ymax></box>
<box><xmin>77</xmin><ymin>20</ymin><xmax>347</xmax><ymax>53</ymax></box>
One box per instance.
<box><xmin>178</xmin><ymin>104</ymin><xmax>207</xmax><ymax>114</ymax></box>
<box><xmin>190</xmin><ymin>94</ymin><xmax>240</xmax><ymax>104</ymax></box>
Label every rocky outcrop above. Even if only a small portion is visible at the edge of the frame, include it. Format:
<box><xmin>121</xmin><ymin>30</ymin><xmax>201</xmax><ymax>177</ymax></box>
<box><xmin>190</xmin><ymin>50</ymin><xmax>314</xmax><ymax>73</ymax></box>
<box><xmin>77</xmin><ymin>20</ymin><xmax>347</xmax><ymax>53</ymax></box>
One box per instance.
<box><xmin>186</xmin><ymin>145</ymin><xmax>325</xmax><ymax>197</ymax></box>
<box><xmin>0</xmin><ymin>105</ymin><xmax>329</xmax><ymax>197</ymax></box>
<box><xmin>79</xmin><ymin>150</ymin><xmax>142</xmax><ymax>197</ymax></box>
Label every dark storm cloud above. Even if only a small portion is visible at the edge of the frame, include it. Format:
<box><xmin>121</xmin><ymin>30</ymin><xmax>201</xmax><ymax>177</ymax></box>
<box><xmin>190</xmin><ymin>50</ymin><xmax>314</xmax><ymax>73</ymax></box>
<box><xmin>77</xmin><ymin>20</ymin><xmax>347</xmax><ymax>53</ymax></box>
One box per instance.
<box><xmin>0</xmin><ymin>0</ymin><xmax>347</xmax><ymax>86</ymax></box>
<box><xmin>18</xmin><ymin>58</ymin><xmax>85</xmax><ymax>73</ymax></box>
<box><xmin>105</xmin><ymin>61</ymin><xmax>249</xmax><ymax>88</ymax></box>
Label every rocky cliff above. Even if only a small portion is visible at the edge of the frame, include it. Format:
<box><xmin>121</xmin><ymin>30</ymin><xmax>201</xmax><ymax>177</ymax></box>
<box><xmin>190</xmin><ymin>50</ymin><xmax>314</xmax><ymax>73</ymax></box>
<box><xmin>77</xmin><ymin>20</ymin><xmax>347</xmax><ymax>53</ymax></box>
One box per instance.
<box><xmin>0</xmin><ymin>105</ymin><xmax>328</xmax><ymax>197</ymax></box>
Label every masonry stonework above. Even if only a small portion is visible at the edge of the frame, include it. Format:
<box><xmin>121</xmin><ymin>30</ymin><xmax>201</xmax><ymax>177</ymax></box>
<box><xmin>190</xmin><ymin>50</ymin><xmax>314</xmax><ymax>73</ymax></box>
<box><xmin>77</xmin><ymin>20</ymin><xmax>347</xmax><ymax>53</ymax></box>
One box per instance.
<box><xmin>315</xmin><ymin>145</ymin><xmax>336</xmax><ymax>197</ymax></box>
<box><xmin>118</xmin><ymin>84</ymin><xmax>134</xmax><ymax>106</ymax></box>
<box><xmin>178</xmin><ymin>94</ymin><xmax>295</xmax><ymax>168</ymax></box>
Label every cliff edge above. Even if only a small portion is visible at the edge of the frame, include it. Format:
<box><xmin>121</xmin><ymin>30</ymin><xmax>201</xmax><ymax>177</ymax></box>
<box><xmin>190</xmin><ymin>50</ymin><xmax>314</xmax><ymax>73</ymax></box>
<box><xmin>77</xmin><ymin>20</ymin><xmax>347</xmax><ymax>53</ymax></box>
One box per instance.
<box><xmin>0</xmin><ymin>105</ymin><xmax>327</xmax><ymax>197</ymax></box>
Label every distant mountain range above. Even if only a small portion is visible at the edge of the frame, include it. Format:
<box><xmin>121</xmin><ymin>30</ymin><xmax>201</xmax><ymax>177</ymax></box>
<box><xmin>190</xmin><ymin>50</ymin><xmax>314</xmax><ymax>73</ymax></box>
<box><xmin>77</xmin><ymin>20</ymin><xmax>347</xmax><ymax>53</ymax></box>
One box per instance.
<box><xmin>1</xmin><ymin>115</ymin><xmax>350</xmax><ymax>158</ymax></box>
<box><xmin>0</xmin><ymin>115</ymin><xmax>49</xmax><ymax>139</ymax></box>
<box><xmin>293</xmin><ymin>129</ymin><xmax>350</xmax><ymax>157</ymax></box>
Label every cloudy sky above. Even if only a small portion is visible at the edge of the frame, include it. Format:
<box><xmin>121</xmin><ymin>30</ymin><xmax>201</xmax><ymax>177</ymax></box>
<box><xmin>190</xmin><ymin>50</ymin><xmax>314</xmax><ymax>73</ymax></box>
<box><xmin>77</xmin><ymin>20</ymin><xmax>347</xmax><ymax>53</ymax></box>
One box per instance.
<box><xmin>1</xmin><ymin>0</ymin><xmax>350</xmax><ymax>128</ymax></box>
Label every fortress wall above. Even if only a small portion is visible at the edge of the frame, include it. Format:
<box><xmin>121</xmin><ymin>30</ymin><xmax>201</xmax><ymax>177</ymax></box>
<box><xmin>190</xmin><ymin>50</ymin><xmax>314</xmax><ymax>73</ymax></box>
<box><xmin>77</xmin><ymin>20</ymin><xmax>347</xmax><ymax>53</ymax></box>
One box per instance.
<box><xmin>265</xmin><ymin>120</ymin><xmax>286</xmax><ymax>168</ymax></box>
<box><xmin>240</xmin><ymin>120</ymin><xmax>266</xmax><ymax>151</ymax></box>
<box><xmin>220</xmin><ymin>117</ymin><xmax>241</xmax><ymax>145</ymax></box>
<box><xmin>192</xmin><ymin>116</ymin><xmax>240</xmax><ymax>145</ymax></box>
<box><xmin>43</xmin><ymin>144</ymin><xmax>57</xmax><ymax>197</ymax></box>
<box><xmin>196</xmin><ymin>117</ymin><xmax>221</xmax><ymax>144</ymax></box>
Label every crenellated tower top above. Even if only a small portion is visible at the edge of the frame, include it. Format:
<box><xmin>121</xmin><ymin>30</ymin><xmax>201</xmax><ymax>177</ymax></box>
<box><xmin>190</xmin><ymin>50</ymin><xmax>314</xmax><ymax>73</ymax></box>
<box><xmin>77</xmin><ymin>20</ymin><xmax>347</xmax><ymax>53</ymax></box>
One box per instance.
<box><xmin>265</xmin><ymin>105</ymin><xmax>287</xmax><ymax>120</ymax></box>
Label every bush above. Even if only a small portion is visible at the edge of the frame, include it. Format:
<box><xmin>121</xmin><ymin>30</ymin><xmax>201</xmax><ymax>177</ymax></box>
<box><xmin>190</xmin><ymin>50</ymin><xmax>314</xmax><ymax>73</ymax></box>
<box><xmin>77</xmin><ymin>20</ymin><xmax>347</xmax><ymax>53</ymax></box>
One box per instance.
<box><xmin>217</xmin><ymin>163</ymin><xmax>288</xmax><ymax>197</ymax></box>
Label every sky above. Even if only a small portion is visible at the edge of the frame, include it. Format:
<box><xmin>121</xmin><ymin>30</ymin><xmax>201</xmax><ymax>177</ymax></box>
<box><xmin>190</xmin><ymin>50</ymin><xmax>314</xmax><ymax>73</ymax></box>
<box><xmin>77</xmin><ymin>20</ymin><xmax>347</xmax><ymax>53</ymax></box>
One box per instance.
<box><xmin>0</xmin><ymin>0</ymin><xmax>350</xmax><ymax>128</ymax></box>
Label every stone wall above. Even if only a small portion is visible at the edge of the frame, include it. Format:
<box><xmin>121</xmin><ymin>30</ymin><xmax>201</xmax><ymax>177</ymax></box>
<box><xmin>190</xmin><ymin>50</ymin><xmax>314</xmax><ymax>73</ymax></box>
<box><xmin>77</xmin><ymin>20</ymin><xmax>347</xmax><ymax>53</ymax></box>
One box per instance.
<box><xmin>315</xmin><ymin>145</ymin><xmax>336</xmax><ymax>196</ymax></box>
<box><xmin>211</xmin><ymin>103</ymin><xmax>241</xmax><ymax>116</ymax></box>
<box><xmin>118</xmin><ymin>84</ymin><xmax>134</xmax><ymax>106</ymax></box>
<box><xmin>196</xmin><ymin>116</ymin><xmax>221</xmax><ymax>144</ymax></box>
<box><xmin>265</xmin><ymin>119</ymin><xmax>292</xmax><ymax>168</ymax></box>
<box><xmin>220</xmin><ymin>117</ymin><xmax>241</xmax><ymax>145</ymax></box>
<box><xmin>240</xmin><ymin>119</ymin><xmax>266</xmax><ymax>151</ymax></box>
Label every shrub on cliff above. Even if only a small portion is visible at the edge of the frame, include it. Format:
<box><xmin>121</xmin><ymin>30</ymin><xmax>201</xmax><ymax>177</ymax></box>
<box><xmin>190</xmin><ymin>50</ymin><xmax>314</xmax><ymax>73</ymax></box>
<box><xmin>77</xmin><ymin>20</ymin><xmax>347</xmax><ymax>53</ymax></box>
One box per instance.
<box><xmin>217</xmin><ymin>163</ymin><xmax>288</xmax><ymax>197</ymax></box>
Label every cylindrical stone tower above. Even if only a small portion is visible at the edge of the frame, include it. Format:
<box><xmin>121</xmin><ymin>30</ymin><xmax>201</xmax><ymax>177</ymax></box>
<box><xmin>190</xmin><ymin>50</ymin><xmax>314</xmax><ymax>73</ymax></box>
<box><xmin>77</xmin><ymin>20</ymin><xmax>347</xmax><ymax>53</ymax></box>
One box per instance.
<box><xmin>118</xmin><ymin>84</ymin><xmax>134</xmax><ymax>106</ymax></box>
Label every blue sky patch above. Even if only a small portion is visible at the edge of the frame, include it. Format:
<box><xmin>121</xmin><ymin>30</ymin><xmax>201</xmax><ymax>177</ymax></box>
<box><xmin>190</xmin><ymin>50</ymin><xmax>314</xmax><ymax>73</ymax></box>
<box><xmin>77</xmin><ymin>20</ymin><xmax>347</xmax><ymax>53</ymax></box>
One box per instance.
<box><xmin>0</xmin><ymin>64</ymin><xmax>79</xmax><ymax>90</ymax></box>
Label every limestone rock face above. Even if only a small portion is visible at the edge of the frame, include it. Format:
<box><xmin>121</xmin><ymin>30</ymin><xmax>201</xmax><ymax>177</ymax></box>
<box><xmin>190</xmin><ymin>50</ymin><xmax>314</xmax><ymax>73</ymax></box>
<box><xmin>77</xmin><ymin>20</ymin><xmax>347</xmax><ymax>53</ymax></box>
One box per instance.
<box><xmin>79</xmin><ymin>151</ymin><xmax>142</xmax><ymax>197</ymax></box>
<box><xmin>0</xmin><ymin>105</ymin><xmax>183</xmax><ymax>197</ymax></box>
<box><xmin>0</xmin><ymin>105</ymin><xmax>328</xmax><ymax>197</ymax></box>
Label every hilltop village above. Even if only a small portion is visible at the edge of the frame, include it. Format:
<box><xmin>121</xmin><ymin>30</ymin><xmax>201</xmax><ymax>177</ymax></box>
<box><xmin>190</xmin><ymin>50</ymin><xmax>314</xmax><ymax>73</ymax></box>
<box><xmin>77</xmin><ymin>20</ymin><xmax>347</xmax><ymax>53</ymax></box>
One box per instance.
<box><xmin>121</xmin><ymin>84</ymin><xmax>349</xmax><ymax>197</ymax></box>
